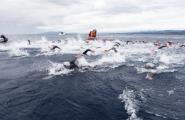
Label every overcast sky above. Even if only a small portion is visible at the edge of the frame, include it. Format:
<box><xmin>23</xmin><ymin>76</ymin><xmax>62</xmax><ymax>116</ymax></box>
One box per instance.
<box><xmin>0</xmin><ymin>0</ymin><xmax>185</xmax><ymax>34</ymax></box>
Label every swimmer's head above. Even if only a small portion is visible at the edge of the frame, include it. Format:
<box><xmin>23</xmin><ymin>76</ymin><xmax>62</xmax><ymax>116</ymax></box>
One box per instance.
<box><xmin>1</xmin><ymin>35</ymin><xmax>5</xmax><ymax>38</ymax></box>
<box><xmin>167</xmin><ymin>41</ymin><xmax>172</xmax><ymax>45</ymax></box>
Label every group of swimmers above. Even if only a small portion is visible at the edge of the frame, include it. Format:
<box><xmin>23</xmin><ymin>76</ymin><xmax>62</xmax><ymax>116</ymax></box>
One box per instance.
<box><xmin>1</xmin><ymin>30</ymin><xmax>185</xmax><ymax>80</ymax></box>
<box><xmin>126</xmin><ymin>40</ymin><xmax>185</xmax><ymax>49</ymax></box>
<box><xmin>64</xmin><ymin>41</ymin><xmax>122</xmax><ymax>69</ymax></box>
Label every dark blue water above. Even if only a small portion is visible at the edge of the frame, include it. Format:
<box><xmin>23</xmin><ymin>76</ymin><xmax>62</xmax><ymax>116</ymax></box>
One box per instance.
<box><xmin>0</xmin><ymin>33</ymin><xmax>185</xmax><ymax>120</ymax></box>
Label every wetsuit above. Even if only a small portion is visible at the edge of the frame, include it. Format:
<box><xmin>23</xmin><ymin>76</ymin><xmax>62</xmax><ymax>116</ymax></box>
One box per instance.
<box><xmin>114</xmin><ymin>42</ymin><xmax>120</xmax><ymax>45</ymax></box>
<box><xmin>111</xmin><ymin>47</ymin><xmax>118</xmax><ymax>52</ymax></box>
<box><xmin>51</xmin><ymin>45</ymin><xmax>61</xmax><ymax>50</ymax></box>
<box><xmin>64</xmin><ymin>49</ymin><xmax>93</xmax><ymax>69</ymax></box>
<box><xmin>113</xmin><ymin>42</ymin><xmax>121</xmax><ymax>47</ymax></box>
<box><xmin>28</xmin><ymin>40</ymin><xmax>31</xmax><ymax>45</ymax></box>
<box><xmin>0</xmin><ymin>35</ymin><xmax>8</xmax><ymax>43</ymax></box>
<box><xmin>180</xmin><ymin>45</ymin><xmax>185</xmax><ymax>47</ymax></box>
<box><xmin>158</xmin><ymin>45</ymin><xmax>167</xmax><ymax>49</ymax></box>
<box><xmin>106</xmin><ymin>47</ymin><xmax>118</xmax><ymax>53</ymax></box>
<box><xmin>126</xmin><ymin>41</ymin><xmax>132</xmax><ymax>45</ymax></box>
<box><xmin>69</xmin><ymin>59</ymin><xmax>79</xmax><ymax>69</ymax></box>
<box><xmin>63</xmin><ymin>59</ymin><xmax>79</xmax><ymax>70</ymax></box>
<box><xmin>82</xmin><ymin>49</ymin><xmax>93</xmax><ymax>55</ymax></box>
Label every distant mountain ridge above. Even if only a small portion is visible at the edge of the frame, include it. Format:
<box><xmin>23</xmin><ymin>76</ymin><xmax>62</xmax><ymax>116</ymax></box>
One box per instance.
<box><xmin>41</xmin><ymin>31</ymin><xmax>61</xmax><ymax>35</ymax></box>
<box><xmin>126</xmin><ymin>30</ymin><xmax>185</xmax><ymax>35</ymax></box>
<box><xmin>41</xmin><ymin>30</ymin><xmax>185</xmax><ymax>35</ymax></box>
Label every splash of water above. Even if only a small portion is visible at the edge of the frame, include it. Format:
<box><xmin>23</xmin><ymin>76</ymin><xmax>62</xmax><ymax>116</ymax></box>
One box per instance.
<box><xmin>48</xmin><ymin>62</ymin><xmax>73</xmax><ymax>76</ymax></box>
<box><xmin>119</xmin><ymin>88</ymin><xmax>143</xmax><ymax>120</ymax></box>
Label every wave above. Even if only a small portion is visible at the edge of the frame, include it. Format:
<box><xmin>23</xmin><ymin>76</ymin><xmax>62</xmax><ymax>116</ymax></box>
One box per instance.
<box><xmin>119</xmin><ymin>87</ymin><xmax>144</xmax><ymax>120</ymax></box>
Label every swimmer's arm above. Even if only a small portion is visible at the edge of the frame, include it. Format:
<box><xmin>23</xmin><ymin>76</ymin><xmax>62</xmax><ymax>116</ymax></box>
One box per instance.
<box><xmin>104</xmin><ymin>48</ymin><xmax>113</xmax><ymax>52</ymax></box>
<box><xmin>104</xmin><ymin>47</ymin><xmax>117</xmax><ymax>53</ymax></box>
<box><xmin>158</xmin><ymin>46</ymin><xmax>166</xmax><ymax>49</ymax></box>
<box><xmin>180</xmin><ymin>45</ymin><xmax>185</xmax><ymax>47</ymax></box>
<box><xmin>56</xmin><ymin>46</ymin><xmax>61</xmax><ymax>49</ymax></box>
<box><xmin>82</xmin><ymin>49</ymin><xmax>95</xmax><ymax>55</ymax></box>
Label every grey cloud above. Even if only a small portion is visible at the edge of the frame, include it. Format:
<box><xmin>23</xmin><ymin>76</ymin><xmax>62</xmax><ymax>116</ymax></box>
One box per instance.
<box><xmin>103</xmin><ymin>5</ymin><xmax>144</xmax><ymax>15</ymax></box>
<box><xmin>0</xmin><ymin>21</ymin><xmax>43</xmax><ymax>34</ymax></box>
<box><xmin>0</xmin><ymin>0</ymin><xmax>185</xmax><ymax>33</ymax></box>
<box><xmin>43</xmin><ymin>0</ymin><xmax>80</xmax><ymax>6</ymax></box>
<box><xmin>99</xmin><ymin>2</ymin><xmax>165</xmax><ymax>15</ymax></box>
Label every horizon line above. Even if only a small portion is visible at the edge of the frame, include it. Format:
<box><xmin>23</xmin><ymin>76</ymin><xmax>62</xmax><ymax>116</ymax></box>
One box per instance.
<box><xmin>3</xmin><ymin>29</ymin><xmax>185</xmax><ymax>35</ymax></box>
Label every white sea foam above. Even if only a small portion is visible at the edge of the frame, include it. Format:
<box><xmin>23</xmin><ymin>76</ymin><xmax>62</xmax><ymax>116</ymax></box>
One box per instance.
<box><xmin>119</xmin><ymin>88</ymin><xmax>142</xmax><ymax>120</ymax></box>
<box><xmin>167</xmin><ymin>90</ymin><xmax>175</xmax><ymax>96</ymax></box>
<box><xmin>1</xmin><ymin>36</ymin><xmax>185</xmax><ymax>75</ymax></box>
<box><xmin>8</xmin><ymin>48</ymin><xmax>29</xmax><ymax>57</ymax></box>
<box><xmin>48</xmin><ymin>62</ymin><xmax>73</xmax><ymax>76</ymax></box>
<box><xmin>35</xmin><ymin>38</ymin><xmax>185</xmax><ymax>76</ymax></box>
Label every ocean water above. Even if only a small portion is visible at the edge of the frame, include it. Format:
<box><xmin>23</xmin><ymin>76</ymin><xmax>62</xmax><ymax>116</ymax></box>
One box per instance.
<box><xmin>0</xmin><ymin>33</ymin><xmax>185</xmax><ymax>120</ymax></box>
